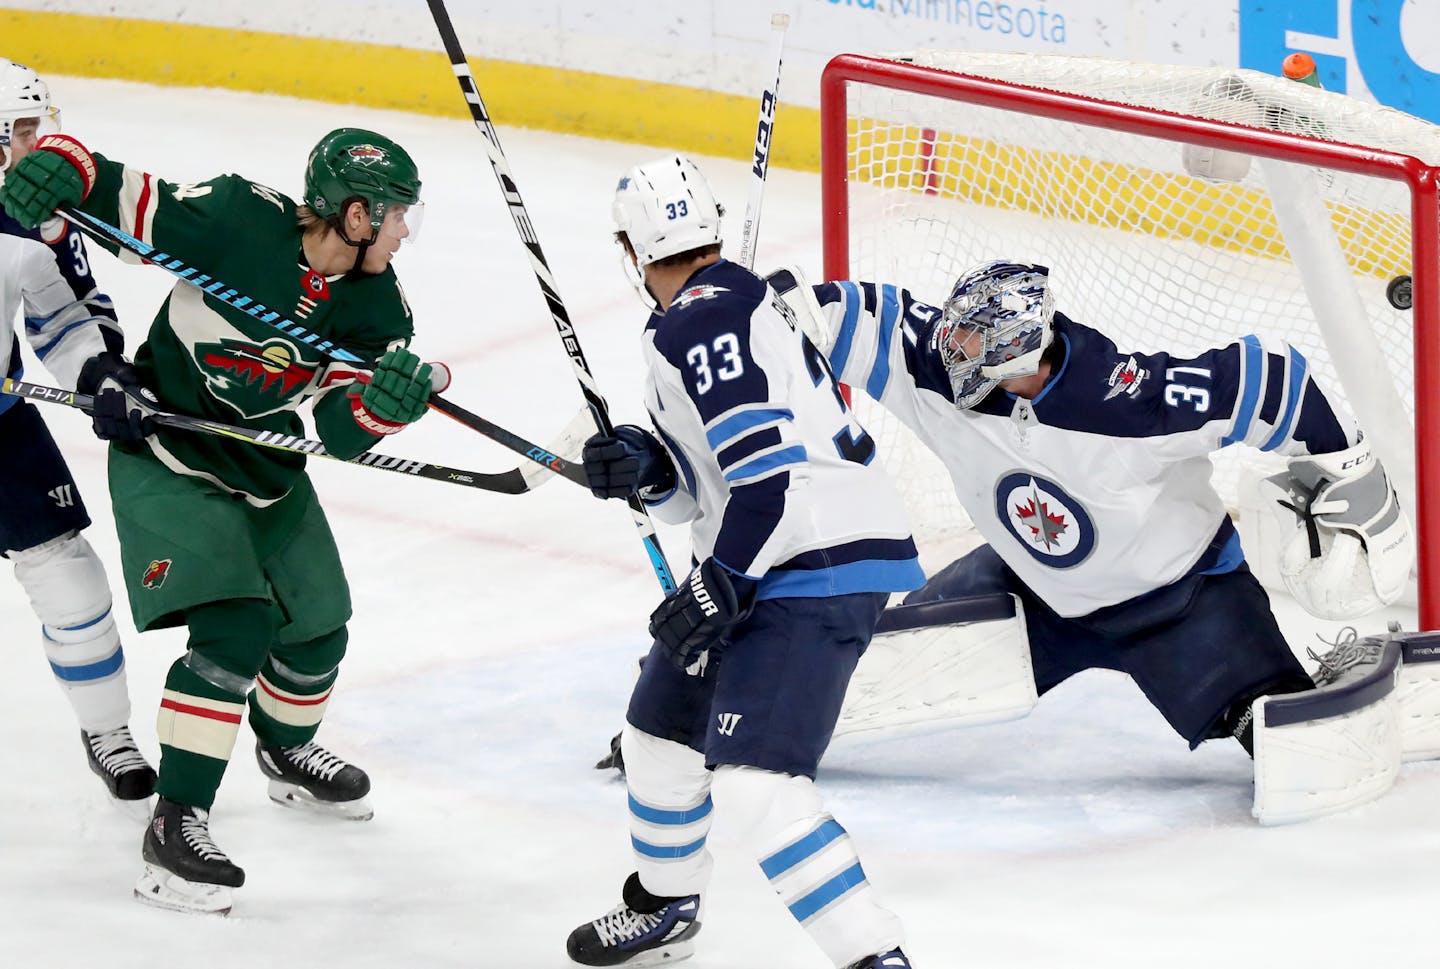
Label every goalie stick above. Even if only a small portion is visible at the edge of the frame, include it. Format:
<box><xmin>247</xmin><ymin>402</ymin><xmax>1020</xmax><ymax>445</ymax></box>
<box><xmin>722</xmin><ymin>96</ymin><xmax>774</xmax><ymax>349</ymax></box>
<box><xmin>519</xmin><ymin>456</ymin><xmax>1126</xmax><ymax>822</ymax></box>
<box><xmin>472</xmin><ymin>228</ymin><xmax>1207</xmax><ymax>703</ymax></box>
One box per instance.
<box><xmin>3</xmin><ymin>377</ymin><xmax>589</xmax><ymax>493</ymax></box>
<box><xmin>424</xmin><ymin>0</ymin><xmax>677</xmax><ymax>594</ymax></box>
<box><xmin>737</xmin><ymin>13</ymin><xmax>789</xmax><ymax>271</ymax></box>
<box><xmin>54</xmin><ymin>207</ymin><xmax>584</xmax><ymax>486</ymax></box>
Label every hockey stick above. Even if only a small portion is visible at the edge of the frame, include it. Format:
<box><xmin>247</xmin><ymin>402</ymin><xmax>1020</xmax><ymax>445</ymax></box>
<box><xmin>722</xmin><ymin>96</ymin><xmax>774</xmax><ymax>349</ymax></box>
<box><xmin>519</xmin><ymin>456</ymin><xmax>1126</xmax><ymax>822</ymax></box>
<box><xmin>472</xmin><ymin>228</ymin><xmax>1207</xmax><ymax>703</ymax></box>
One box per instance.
<box><xmin>737</xmin><ymin>13</ymin><xmax>790</xmax><ymax>271</ymax></box>
<box><xmin>3</xmin><ymin>377</ymin><xmax>590</xmax><ymax>494</ymax></box>
<box><xmin>54</xmin><ymin>207</ymin><xmax>586</xmax><ymax>486</ymax></box>
<box><xmin>424</xmin><ymin>0</ymin><xmax>677</xmax><ymax>593</ymax></box>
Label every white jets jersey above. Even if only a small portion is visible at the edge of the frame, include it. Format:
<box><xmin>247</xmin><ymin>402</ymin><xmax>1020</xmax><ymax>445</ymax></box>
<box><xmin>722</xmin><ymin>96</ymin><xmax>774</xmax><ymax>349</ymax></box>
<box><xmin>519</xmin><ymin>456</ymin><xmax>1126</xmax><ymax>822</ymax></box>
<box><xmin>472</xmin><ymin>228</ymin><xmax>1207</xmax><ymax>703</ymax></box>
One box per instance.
<box><xmin>813</xmin><ymin>280</ymin><xmax>1357</xmax><ymax>618</ymax></box>
<box><xmin>1</xmin><ymin>213</ymin><xmax>118</xmax><ymax>413</ymax></box>
<box><xmin>639</xmin><ymin>261</ymin><xmax>924</xmax><ymax>601</ymax></box>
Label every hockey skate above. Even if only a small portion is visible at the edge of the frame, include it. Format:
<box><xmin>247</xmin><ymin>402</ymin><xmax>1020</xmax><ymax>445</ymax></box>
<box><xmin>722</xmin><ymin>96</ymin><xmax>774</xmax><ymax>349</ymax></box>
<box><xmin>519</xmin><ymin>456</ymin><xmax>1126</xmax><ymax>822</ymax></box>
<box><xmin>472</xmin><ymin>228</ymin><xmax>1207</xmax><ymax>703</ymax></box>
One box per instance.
<box><xmin>567</xmin><ymin>872</ymin><xmax>701</xmax><ymax>966</ymax></box>
<box><xmin>844</xmin><ymin>948</ymin><xmax>913</xmax><ymax>969</ymax></box>
<box><xmin>82</xmin><ymin>727</ymin><xmax>156</xmax><ymax>819</ymax></box>
<box><xmin>254</xmin><ymin>739</ymin><xmax>373</xmax><ymax>820</ymax></box>
<box><xmin>134</xmin><ymin>796</ymin><xmax>244</xmax><ymax>916</ymax></box>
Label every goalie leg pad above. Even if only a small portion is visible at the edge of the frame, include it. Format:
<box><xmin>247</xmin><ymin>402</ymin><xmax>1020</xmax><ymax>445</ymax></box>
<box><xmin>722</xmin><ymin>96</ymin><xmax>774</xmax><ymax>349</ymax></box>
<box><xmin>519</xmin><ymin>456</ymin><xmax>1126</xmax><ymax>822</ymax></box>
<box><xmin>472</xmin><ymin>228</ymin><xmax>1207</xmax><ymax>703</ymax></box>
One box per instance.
<box><xmin>834</xmin><ymin>593</ymin><xmax>1036</xmax><ymax>740</ymax></box>
<box><xmin>1251</xmin><ymin>640</ymin><xmax>1401</xmax><ymax>824</ymax></box>
<box><xmin>1393</xmin><ymin>630</ymin><xmax>1440</xmax><ymax>761</ymax></box>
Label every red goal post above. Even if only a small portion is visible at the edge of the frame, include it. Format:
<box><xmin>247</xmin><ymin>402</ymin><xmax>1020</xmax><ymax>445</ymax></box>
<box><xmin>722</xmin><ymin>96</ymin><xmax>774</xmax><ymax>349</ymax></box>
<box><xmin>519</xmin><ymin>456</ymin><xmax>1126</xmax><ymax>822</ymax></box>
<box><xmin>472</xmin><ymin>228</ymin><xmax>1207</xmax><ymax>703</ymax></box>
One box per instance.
<box><xmin>819</xmin><ymin>52</ymin><xmax>1440</xmax><ymax>628</ymax></box>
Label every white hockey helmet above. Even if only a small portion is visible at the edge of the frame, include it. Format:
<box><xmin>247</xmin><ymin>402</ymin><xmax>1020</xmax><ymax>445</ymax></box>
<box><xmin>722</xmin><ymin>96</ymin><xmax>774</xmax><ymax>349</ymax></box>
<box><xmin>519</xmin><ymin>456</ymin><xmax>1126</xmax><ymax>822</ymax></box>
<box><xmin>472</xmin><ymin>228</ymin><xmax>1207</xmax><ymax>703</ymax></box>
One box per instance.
<box><xmin>935</xmin><ymin>260</ymin><xmax>1055</xmax><ymax>409</ymax></box>
<box><xmin>0</xmin><ymin>59</ymin><xmax>59</xmax><ymax>172</ymax></box>
<box><xmin>612</xmin><ymin>153</ymin><xmax>724</xmax><ymax>308</ymax></box>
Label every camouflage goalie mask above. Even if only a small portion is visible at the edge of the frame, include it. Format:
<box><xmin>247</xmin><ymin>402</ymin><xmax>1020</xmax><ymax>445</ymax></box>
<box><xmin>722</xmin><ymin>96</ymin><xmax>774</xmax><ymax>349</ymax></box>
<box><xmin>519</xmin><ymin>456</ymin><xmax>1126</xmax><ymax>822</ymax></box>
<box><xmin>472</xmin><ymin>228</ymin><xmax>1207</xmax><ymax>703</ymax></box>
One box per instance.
<box><xmin>934</xmin><ymin>261</ymin><xmax>1055</xmax><ymax>410</ymax></box>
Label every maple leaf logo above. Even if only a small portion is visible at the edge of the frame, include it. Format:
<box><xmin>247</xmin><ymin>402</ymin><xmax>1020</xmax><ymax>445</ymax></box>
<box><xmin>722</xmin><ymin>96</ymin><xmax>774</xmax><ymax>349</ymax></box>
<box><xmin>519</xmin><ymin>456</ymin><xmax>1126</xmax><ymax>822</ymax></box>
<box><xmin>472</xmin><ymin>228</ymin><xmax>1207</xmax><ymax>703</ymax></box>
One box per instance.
<box><xmin>1014</xmin><ymin>485</ymin><xmax>1069</xmax><ymax>549</ymax></box>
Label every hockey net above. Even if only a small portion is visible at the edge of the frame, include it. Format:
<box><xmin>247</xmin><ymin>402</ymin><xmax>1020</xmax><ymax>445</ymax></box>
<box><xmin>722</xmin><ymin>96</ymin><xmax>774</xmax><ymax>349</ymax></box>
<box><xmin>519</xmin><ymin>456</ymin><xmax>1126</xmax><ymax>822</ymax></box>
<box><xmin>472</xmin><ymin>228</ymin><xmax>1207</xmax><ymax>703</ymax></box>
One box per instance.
<box><xmin>820</xmin><ymin>52</ymin><xmax>1440</xmax><ymax>621</ymax></box>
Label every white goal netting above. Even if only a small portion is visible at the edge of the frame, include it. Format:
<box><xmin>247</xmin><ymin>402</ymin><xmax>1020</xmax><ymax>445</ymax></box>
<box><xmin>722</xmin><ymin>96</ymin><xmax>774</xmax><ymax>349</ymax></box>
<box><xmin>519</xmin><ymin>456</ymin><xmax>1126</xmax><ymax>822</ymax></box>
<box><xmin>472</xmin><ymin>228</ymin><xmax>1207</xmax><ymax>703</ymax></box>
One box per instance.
<box><xmin>825</xmin><ymin>52</ymin><xmax>1439</xmax><ymax>570</ymax></box>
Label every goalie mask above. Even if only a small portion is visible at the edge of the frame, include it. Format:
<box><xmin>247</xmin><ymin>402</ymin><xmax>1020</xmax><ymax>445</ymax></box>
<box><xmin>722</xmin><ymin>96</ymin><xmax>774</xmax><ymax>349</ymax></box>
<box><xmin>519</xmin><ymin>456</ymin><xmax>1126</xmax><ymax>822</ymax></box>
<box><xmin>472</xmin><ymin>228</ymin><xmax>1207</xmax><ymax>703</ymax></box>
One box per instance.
<box><xmin>612</xmin><ymin>153</ymin><xmax>725</xmax><ymax>310</ymax></box>
<box><xmin>935</xmin><ymin>261</ymin><xmax>1055</xmax><ymax>410</ymax></box>
<box><xmin>0</xmin><ymin>59</ymin><xmax>60</xmax><ymax>173</ymax></box>
<box><xmin>303</xmin><ymin>128</ymin><xmax>424</xmax><ymax>244</ymax></box>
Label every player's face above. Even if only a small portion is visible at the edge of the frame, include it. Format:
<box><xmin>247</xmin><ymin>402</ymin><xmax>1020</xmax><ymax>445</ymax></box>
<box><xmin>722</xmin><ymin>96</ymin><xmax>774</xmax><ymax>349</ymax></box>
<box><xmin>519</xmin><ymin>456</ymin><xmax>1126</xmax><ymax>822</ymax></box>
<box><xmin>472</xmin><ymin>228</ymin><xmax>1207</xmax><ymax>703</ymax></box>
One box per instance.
<box><xmin>3</xmin><ymin>117</ymin><xmax>40</xmax><ymax>171</ymax></box>
<box><xmin>359</xmin><ymin>204</ymin><xmax>412</xmax><ymax>274</ymax></box>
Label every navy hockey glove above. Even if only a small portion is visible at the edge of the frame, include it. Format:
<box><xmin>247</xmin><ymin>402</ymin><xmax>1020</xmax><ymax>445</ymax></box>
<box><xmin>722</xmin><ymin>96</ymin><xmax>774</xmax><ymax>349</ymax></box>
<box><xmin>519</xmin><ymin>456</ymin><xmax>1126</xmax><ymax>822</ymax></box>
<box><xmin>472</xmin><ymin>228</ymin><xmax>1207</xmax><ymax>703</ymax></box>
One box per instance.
<box><xmin>78</xmin><ymin>351</ymin><xmax>157</xmax><ymax>442</ymax></box>
<box><xmin>649</xmin><ymin>558</ymin><xmax>756</xmax><ymax>671</ymax></box>
<box><xmin>582</xmin><ymin>425</ymin><xmax>676</xmax><ymax>500</ymax></box>
<box><xmin>0</xmin><ymin>134</ymin><xmax>96</xmax><ymax>229</ymax></box>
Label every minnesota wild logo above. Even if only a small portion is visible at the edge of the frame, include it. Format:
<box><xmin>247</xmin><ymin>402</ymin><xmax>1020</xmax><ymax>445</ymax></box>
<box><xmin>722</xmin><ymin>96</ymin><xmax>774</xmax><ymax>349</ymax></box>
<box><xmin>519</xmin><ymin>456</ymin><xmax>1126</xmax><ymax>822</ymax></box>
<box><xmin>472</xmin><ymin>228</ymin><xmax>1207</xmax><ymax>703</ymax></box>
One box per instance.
<box><xmin>195</xmin><ymin>337</ymin><xmax>319</xmax><ymax>418</ymax></box>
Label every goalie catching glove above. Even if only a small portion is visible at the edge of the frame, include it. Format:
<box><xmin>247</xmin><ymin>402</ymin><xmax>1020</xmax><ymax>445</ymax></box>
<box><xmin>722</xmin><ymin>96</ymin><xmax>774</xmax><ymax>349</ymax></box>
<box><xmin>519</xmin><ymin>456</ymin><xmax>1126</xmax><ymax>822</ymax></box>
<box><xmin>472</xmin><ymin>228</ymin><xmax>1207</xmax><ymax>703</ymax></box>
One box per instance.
<box><xmin>649</xmin><ymin>558</ymin><xmax>756</xmax><ymax>673</ymax></box>
<box><xmin>349</xmin><ymin>347</ymin><xmax>440</xmax><ymax>436</ymax></box>
<box><xmin>1265</xmin><ymin>440</ymin><xmax>1413</xmax><ymax>619</ymax></box>
<box><xmin>77</xmin><ymin>351</ymin><xmax>158</xmax><ymax>442</ymax></box>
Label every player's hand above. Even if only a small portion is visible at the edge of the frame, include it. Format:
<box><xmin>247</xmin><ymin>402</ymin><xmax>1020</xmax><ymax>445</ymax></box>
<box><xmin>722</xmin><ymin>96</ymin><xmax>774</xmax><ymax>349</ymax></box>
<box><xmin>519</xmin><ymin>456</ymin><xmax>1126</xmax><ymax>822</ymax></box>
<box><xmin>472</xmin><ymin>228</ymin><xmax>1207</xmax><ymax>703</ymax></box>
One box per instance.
<box><xmin>649</xmin><ymin>558</ymin><xmax>756</xmax><ymax>672</ymax></box>
<box><xmin>350</xmin><ymin>347</ymin><xmax>434</xmax><ymax>436</ymax></box>
<box><xmin>582</xmin><ymin>425</ymin><xmax>675</xmax><ymax>500</ymax></box>
<box><xmin>78</xmin><ymin>351</ymin><xmax>157</xmax><ymax>442</ymax></box>
<box><xmin>0</xmin><ymin>134</ymin><xmax>96</xmax><ymax>229</ymax></box>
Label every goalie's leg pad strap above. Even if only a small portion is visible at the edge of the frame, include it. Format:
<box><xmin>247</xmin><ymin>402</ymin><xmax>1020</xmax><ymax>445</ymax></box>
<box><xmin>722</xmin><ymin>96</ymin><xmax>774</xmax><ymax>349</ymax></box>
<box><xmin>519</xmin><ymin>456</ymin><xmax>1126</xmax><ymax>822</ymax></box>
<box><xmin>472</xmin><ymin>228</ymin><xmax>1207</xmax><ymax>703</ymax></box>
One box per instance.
<box><xmin>1252</xmin><ymin>641</ymin><xmax>1402</xmax><ymax>824</ymax></box>
<box><xmin>622</xmin><ymin>724</ymin><xmax>715</xmax><ymax>899</ymax></box>
<box><xmin>713</xmin><ymin>765</ymin><xmax>904</xmax><ymax>967</ymax></box>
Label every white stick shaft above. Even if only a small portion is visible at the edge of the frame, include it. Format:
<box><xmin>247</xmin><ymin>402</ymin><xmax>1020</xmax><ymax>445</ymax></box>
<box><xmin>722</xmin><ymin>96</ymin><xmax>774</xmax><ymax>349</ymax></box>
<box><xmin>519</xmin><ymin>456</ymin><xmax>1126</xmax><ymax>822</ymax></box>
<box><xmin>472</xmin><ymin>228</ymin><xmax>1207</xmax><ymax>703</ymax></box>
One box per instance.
<box><xmin>736</xmin><ymin>13</ymin><xmax>790</xmax><ymax>271</ymax></box>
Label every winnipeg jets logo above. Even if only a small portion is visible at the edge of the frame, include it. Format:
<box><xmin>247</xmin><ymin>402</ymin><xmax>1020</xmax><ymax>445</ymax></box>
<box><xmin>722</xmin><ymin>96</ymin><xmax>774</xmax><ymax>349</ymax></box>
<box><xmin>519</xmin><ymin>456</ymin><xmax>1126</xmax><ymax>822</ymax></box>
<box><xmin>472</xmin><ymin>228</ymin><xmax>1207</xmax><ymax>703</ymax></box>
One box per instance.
<box><xmin>994</xmin><ymin>471</ymin><xmax>1096</xmax><ymax>569</ymax></box>
<box><xmin>672</xmin><ymin>285</ymin><xmax>728</xmax><ymax>309</ymax></box>
<box><xmin>1104</xmin><ymin>356</ymin><xmax>1148</xmax><ymax>400</ymax></box>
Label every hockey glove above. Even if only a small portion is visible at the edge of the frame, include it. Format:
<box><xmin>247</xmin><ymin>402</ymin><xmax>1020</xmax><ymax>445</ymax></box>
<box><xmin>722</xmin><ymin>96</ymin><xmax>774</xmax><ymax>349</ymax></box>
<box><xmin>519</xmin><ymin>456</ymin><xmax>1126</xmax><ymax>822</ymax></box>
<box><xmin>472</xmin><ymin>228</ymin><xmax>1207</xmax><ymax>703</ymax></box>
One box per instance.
<box><xmin>77</xmin><ymin>351</ymin><xmax>157</xmax><ymax>442</ymax></box>
<box><xmin>0</xmin><ymin>134</ymin><xmax>97</xmax><ymax>230</ymax></box>
<box><xmin>649</xmin><ymin>558</ymin><xmax>756</xmax><ymax>672</ymax></box>
<box><xmin>1266</xmin><ymin>440</ymin><xmax>1414</xmax><ymax>619</ymax></box>
<box><xmin>582</xmin><ymin>425</ymin><xmax>677</xmax><ymax>500</ymax></box>
<box><xmin>350</xmin><ymin>347</ymin><xmax>433</xmax><ymax>436</ymax></box>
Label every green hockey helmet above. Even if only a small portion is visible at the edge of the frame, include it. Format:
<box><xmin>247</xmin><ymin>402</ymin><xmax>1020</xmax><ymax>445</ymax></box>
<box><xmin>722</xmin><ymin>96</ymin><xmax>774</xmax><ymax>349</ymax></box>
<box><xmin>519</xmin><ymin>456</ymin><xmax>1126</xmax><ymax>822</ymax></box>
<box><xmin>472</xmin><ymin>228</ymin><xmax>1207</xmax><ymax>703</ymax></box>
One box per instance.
<box><xmin>303</xmin><ymin>127</ymin><xmax>422</xmax><ymax>239</ymax></box>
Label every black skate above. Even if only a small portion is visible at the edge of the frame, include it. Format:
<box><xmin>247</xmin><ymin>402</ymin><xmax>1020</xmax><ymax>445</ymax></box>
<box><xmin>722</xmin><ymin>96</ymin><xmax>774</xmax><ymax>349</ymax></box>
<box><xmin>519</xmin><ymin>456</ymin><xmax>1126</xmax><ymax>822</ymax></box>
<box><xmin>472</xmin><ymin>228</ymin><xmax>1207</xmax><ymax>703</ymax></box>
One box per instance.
<box><xmin>134</xmin><ymin>796</ymin><xmax>244</xmax><ymax>915</ymax></box>
<box><xmin>845</xmin><ymin>948</ymin><xmax>913</xmax><ymax>969</ymax></box>
<box><xmin>255</xmin><ymin>739</ymin><xmax>373</xmax><ymax>820</ymax></box>
<box><xmin>82</xmin><ymin>727</ymin><xmax>157</xmax><ymax>819</ymax></box>
<box><xmin>567</xmin><ymin>872</ymin><xmax>701</xmax><ymax>966</ymax></box>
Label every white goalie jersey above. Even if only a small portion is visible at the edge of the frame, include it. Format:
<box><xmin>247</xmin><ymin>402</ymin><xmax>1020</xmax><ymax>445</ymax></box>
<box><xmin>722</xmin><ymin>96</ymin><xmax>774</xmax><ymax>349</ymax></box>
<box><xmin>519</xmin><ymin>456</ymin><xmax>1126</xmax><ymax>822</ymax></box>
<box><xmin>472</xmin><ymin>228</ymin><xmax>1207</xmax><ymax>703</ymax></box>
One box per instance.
<box><xmin>807</xmin><ymin>279</ymin><xmax>1359</xmax><ymax>618</ymax></box>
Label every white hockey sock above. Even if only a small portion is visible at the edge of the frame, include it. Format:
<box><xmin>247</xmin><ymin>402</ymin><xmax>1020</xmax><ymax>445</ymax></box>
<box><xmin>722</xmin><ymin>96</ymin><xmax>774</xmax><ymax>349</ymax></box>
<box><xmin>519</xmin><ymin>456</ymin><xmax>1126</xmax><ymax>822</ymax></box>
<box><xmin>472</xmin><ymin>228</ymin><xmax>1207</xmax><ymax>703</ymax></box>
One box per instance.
<box><xmin>13</xmin><ymin>533</ymin><xmax>130</xmax><ymax>732</ymax></box>
<box><xmin>621</xmin><ymin>724</ymin><xmax>715</xmax><ymax>899</ymax></box>
<box><xmin>713</xmin><ymin>765</ymin><xmax>904</xmax><ymax>968</ymax></box>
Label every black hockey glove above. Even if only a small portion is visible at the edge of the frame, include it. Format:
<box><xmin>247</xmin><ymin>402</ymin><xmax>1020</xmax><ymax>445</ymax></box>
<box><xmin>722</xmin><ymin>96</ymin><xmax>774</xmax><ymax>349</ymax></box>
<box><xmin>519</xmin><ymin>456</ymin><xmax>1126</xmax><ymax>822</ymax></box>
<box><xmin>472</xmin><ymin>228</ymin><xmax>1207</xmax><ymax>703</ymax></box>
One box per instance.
<box><xmin>582</xmin><ymin>425</ymin><xmax>676</xmax><ymax>500</ymax></box>
<box><xmin>649</xmin><ymin>558</ymin><xmax>757</xmax><ymax>671</ymax></box>
<box><xmin>78</xmin><ymin>352</ymin><xmax>158</xmax><ymax>442</ymax></box>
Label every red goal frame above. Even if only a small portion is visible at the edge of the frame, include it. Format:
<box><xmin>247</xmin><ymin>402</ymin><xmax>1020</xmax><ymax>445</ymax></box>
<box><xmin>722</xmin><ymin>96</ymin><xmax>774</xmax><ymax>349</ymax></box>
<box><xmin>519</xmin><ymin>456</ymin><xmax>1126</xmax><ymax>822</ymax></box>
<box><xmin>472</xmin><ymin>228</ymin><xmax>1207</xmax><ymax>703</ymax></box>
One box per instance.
<box><xmin>819</xmin><ymin>53</ymin><xmax>1440</xmax><ymax>628</ymax></box>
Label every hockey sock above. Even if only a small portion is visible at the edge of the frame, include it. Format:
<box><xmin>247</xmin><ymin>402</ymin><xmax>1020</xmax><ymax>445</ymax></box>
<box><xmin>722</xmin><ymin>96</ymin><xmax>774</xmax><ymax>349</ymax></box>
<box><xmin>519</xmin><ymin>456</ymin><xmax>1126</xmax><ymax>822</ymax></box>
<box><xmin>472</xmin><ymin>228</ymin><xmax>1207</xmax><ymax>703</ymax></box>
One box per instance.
<box><xmin>12</xmin><ymin>532</ymin><xmax>131</xmax><ymax>731</ymax></box>
<box><xmin>712</xmin><ymin>765</ymin><xmax>905</xmax><ymax>967</ymax></box>
<box><xmin>248</xmin><ymin>626</ymin><xmax>348</xmax><ymax>748</ymax></box>
<box><xmin>155</xmin><ymin>598</ymin><xmax>276</xmax><ymax>809</ymax></box>
<box><xmin>622</xmin><ymin>724</ymin><xmax>716</xmax><ymax>899</ymax></box>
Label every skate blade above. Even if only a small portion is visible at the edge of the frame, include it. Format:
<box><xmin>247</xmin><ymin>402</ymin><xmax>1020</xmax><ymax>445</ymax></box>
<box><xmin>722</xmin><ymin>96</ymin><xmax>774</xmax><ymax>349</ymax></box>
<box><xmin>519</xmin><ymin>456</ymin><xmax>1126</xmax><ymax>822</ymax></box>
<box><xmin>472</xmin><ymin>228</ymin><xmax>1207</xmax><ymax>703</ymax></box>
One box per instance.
<box><xmin>134</xmin><ymin>864</ymin><xmax>233</xmax><ymax>916</ymax></box>
<box><xmin>267</xmin><ymin>779</ymin><xmax>373</xmax><ymax>821</ymax></box>
<box><xmin>607</xmin><ymin>941</ymin><xmax>696</xmax><ymax>967</ymax></box>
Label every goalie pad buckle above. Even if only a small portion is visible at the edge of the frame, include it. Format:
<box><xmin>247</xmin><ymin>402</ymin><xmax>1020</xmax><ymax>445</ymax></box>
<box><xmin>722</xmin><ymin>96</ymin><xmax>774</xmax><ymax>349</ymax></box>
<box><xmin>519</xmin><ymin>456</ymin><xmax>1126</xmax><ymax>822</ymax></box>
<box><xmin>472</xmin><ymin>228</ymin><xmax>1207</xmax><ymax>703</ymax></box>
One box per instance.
<box><xmin>1251</xmin><ymin>636</ymin><xmax>1401</xmax><ymax>825</ymax></box>
<box><xmin>834</xmin><ymin>593</ymin><xmax>1036</xmax><ymax>740</ymax></box>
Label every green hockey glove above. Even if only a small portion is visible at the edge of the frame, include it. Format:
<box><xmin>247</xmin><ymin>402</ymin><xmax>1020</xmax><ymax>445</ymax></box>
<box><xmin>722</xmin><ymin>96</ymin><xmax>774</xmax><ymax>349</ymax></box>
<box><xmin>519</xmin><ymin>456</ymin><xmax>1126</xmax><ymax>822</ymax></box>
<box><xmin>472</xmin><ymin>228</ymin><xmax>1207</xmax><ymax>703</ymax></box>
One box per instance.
<box><xmin>349</xmin><ymin>347</ymin><xmax>433</xmax><ymax>436</ymax></box>
<box><xmin>0</xmin><ymin>134</ymin><xmax>96</xmax><ymax>229</ymax></box>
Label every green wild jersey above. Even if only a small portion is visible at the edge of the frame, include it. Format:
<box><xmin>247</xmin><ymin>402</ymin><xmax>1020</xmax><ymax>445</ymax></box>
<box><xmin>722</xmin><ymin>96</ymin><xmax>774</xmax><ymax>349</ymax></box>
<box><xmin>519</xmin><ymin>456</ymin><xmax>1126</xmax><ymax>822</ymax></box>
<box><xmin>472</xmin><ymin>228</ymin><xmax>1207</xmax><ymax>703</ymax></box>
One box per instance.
<box><xmin>79</xmin><ymin>154</ymin><xmax>414</xmax><ymax>504</ymax></box>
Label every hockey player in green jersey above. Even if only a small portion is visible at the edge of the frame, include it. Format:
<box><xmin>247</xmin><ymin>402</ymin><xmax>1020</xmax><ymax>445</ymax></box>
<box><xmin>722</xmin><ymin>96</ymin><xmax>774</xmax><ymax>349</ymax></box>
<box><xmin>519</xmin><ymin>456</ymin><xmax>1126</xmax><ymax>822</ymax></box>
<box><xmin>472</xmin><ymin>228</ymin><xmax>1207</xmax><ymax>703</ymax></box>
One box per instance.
<box><xmin>1</xmin><ymin>126</ymin><xmax>438</xmax><ymax>915</ymax></box>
